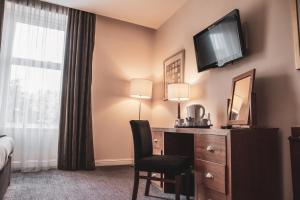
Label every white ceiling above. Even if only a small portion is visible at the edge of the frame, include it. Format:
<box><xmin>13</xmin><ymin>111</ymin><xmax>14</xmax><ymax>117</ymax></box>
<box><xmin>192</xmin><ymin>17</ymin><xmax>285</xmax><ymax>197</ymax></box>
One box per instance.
<box><xmin>43</xmin><ymin>0</ymin><xmax>189</xmax><ymax>29</ymax></box>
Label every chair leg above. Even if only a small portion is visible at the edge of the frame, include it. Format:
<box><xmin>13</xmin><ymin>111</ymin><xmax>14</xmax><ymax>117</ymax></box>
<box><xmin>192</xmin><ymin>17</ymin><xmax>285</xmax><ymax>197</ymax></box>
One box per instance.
<box><xmin>144</xmin><ymin>172</ymin><xmax>152</xmax><ymax>196</ymax></box>
<box><xmin>185</xmin><ymin>169</ymin><xmax>191</xmax><ymax>200</ymax></box>
<box><xmin>132</xmin><ymin>170</ymin><xmax>139</xmax><ymax>200</ymax></box>
<box><xmin>175</xmin><ymin>175</ymin><xmax>182</xmax><ymax>200</ymax></box>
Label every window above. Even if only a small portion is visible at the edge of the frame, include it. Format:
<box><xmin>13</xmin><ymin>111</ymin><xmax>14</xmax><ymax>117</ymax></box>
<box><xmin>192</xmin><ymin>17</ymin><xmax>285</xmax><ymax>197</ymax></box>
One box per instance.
<box><xmin>12</xmin><ymin>22</ymin><xmax>66</xmax><ymax>66</ymax></box>
<box><xmin>0</xmin><ymin>2</ymin><xmax>68</xmax><ymax>129</ymax></box>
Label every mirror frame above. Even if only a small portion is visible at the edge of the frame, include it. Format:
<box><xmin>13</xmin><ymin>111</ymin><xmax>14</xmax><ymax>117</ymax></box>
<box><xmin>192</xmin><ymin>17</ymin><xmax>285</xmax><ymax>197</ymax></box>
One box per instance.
<box><xmin>227</xmin><ymin>69</ymin><xmax>256</xmax><ymax>125</ymax></box>
<box><xmin>291</xmin><ymin>0</ymin><xmax>300</xmax><ymax>69</ymax></box>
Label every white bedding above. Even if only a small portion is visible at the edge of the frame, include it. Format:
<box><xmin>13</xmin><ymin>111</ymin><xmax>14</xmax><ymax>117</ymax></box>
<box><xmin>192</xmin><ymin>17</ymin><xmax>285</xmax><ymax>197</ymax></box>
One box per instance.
<box><xmin>0</xmin><ymin>136</ymin><xmax>14</xmax><ymax>170</ymax></box>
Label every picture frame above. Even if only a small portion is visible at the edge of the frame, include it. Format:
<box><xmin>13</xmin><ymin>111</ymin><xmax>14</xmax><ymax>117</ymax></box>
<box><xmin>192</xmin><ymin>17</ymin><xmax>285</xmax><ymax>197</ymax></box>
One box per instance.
<box><xmin>291</xmin><ymin>0</ymin><xmax>300</xmax><ymax>69</ymax></box>
<box><xmin>163</xmin><ymin>49</ymin><xmax>185</xmax><ymax>100</ymax></box>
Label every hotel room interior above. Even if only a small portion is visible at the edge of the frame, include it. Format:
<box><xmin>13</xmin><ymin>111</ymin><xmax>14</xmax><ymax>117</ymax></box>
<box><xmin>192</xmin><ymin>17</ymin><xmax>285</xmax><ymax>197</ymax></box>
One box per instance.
<box><xmin>0</xmin><ymin>0</ymin><xmax>299</xmax><ymax>199</ymax></box>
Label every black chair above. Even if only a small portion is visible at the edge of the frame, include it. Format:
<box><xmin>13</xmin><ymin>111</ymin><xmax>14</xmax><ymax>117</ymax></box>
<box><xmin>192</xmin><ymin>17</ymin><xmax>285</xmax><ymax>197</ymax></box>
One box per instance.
<box><xmin>130</xmin><ymin>120</ymin><xmax>192</xmax><ymax>200</ymax></box>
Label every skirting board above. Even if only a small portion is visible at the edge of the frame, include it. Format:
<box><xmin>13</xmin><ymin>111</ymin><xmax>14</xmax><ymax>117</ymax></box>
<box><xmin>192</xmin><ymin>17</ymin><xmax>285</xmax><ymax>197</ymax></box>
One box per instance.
<box><xmin>95</xmin><ymin>159</ymin><xmax>133</xmax><ymax>167</ymax></box>
<box><xmin>12</xmin><ymin>160</ymin><xmax>57</xmax><ymax>171</ymax></box>
<box><xmin>12</xmin><ymin>159</ymin><xmax>133</xmax><ymax>169</ymax></box>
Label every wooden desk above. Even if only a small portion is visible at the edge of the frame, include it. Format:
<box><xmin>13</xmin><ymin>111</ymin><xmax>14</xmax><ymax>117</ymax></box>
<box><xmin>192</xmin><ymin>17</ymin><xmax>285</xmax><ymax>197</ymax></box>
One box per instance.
<box><xmin>151</xmin><ymin>127</ymin><xmax>280</xmax><ymax>200</ymax></box>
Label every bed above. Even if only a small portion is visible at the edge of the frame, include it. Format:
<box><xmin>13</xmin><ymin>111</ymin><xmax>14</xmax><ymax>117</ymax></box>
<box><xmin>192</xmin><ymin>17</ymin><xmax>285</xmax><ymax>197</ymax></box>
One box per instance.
<box><xmin>0</xmin><ymin>136</ymin><xmax>14</xmax><ymax>200</ymax></box>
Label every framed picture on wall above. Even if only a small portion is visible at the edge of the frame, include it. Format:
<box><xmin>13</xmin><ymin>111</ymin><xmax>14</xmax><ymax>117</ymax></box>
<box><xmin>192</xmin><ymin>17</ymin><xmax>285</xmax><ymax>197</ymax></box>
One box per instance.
<box><xmin>291</xmin><ymin>0</ymin><xmax>300</xmax><ymax>69</ymax></box>
<box><xmin>163</xmin><ymin>49</ymin><xmax>185</xmax><ymax>100</ymax></box>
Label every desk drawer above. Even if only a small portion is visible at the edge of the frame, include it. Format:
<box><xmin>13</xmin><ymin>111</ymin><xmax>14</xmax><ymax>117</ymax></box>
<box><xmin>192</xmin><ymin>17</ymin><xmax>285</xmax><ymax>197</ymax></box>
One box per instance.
<box><xmin>196</xmin><ymin>186</ymin><xmax>226</xmax><ymax>200</ymax></box>
<box><xmin>152</xmin><ymin>131</ymin><xmax>164</xmax><ymax>155</ymax></box>
<box><xmin>195</xmin><ymin>134</ymin><xmax>226</xmax><ymax>164</ymax></box>
<box><xmin>195</xmin><ymin>159</ymin><xmax>226</xmax><ymax>194</ymax></box>
<box><xmin>153</xmin><ymin>148</ymin><xmax>163</xmax><ymax>155</ymax></box>
<box><xmin>204</xmin><ymin>189</ymin><xmax>226</xmax><ymax>200</ymax></box>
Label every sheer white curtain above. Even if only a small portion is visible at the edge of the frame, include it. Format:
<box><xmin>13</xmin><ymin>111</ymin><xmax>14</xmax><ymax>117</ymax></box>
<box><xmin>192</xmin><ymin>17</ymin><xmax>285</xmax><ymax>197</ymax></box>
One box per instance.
<box><xmin>0</xmin><ymin>0</ymin><xmax>68</xmax><ymax>172</ymax></box>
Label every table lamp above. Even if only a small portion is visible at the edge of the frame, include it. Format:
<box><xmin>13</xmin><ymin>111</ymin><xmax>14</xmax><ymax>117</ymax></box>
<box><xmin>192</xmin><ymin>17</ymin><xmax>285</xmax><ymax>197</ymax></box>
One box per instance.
<box><xmin>168</xmin><ymin>83</ymin><xmax>190</xmax><ymax>126</ymax></box>
<box><xmin>130</xmin><ymin>79</ymin><xmax>153</xmax><ymax>120</ymax></box>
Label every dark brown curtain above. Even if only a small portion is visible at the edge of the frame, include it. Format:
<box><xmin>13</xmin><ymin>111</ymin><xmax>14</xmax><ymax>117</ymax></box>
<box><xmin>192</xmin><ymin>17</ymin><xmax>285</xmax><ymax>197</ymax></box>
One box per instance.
<box><xmin>0</xmin><ymin>0</ymin><xmax>5</xmax><ymax>48</ymax></box>
<box><xmin>58</xmin><ymin>8</ymin><xmax>96</xmax><ymax>170</ymax></box>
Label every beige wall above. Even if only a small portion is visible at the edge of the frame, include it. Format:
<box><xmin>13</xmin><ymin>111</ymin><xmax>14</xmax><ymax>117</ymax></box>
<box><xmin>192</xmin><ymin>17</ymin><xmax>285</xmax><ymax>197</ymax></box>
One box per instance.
<box><xmin>151</xmin><ymin>0</ymin><xmax>299</xmax><ymax>199</ymax></box>
<box><xmin>92</xmin><ymin>15</ymin><xmax>154</xmax><ymax>165</ymax></box>
<box><xmin>92</xmin><ymin>0</ymin><xmax>299</xmax><ymax>198</ymax></box>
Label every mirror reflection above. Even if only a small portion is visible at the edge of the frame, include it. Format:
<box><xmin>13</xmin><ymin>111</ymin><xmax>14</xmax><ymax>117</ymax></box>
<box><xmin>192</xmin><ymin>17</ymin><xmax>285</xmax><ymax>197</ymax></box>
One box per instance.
<box><xmin>229</xmin><ymin>76</ymin><xmax>251</xmax><ymax>121</ymax></box>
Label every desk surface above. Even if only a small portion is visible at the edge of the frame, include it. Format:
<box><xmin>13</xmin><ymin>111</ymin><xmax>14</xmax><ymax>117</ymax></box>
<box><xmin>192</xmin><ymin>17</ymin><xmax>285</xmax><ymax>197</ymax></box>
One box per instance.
<box><xmin>151</xmin><ymin>127</ymin><xmax>229</xmax><ymax>136</ymax></box>
<box><xmin>151</xmin><ymin>127</ymin><xmax>278</xmax><ymax>136</ymax></box>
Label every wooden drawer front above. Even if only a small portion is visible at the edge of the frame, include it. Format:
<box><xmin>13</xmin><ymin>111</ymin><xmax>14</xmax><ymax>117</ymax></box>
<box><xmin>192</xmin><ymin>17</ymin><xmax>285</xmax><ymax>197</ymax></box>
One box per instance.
<box><xmin>153</xmin><ymin>148</ymin><xmax>163</xmax><ymax>155</ymax></box>
<box><xmin>196</xmin><ymin>159</ymin><xmax>226</xmax><ymax>194</ymax></box>
<box><xmin>195</xmin><ymin>134</ymin><xmax>226</xmax><ymax>164</ymax></box>
<box><xmin>196</xmin><ymin>183</ymin><xmax>226</xmax><ymax>200</ymax></box>
<box><xmin>205</xmin><ymin>189</ymin><xmax>226</xmax><ymax>200</ymax></box>
<box><xmin>152</xmin><ymin>131</ymin><xmax>164</xmax><ymax>155</ymax></box>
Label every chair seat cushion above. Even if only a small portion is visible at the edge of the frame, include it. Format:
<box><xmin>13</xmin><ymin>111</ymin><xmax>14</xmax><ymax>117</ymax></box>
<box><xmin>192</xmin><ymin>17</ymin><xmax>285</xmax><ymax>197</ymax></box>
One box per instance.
<box><xmin>135</xmin><ymin>155</ymin><xmax>192</xmax><ymax>175</ymax></box>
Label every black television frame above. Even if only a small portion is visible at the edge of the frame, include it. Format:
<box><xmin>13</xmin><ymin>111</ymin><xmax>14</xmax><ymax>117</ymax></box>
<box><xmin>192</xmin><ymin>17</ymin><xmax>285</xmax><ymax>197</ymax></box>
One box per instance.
<box><xmin>193</xmin><ymin>9</ymin><xmax>246</xmax><ymax>72</ymax></box>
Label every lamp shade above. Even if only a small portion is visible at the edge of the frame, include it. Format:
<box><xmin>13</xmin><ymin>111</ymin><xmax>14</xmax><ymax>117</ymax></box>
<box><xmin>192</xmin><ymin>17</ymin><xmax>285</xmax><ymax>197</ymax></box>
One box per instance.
<box><xmin>130</xmin><ymin>79</ymin><xmax>152</xmax><ymax>99</ymax></box>
<box><xmin>168</xmin><ymin>83</ymin><xmax>190</xmax><ymax>101</ymax></box>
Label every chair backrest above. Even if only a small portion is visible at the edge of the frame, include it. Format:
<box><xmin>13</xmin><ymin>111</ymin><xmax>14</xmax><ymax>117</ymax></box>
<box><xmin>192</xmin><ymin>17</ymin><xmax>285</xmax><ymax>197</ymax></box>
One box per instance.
<box><xmin>130</xmin><ymin>120</ymin><xmax>153</xmax><ymax>161</ymax></box>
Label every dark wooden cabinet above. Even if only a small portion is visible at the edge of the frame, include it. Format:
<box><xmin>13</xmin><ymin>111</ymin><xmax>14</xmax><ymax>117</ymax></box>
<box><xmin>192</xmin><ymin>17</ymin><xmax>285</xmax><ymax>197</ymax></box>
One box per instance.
<box><xmin>290</xmin><ymin>127</ymin><xmax>300</xmax><ymax>200</ymax></box>
<box><xmin>152</xmin><ymin>127</ymin><xmax>280</xmax><ymax>200</ymax></box>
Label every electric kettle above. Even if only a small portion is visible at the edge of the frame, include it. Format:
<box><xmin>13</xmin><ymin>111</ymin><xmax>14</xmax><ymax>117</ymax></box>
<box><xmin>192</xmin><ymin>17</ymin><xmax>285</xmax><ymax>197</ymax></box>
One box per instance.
<box><xmin>186</xmin><ymin>104</ymin><xmax>205</xmax><ymax>125</ymax></box>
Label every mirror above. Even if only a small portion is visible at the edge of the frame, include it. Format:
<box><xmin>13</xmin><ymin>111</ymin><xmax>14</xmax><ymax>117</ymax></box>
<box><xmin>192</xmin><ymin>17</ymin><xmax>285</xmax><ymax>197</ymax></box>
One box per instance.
<box><xmin>228</xmin><ymin>69</ymin><xmax>255</xmax><ymax>125</ymax></box>
<box><xmin>229</xmin><ymin>76</ymin><xmax>251</xmax><ymax>120</ymax></box>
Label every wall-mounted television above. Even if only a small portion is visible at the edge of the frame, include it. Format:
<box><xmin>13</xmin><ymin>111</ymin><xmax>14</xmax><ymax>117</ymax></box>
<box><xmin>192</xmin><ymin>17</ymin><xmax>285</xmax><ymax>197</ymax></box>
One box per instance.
<box><xmin>193</xmin><ymin>9</ymin><xmax>246</xmax><ymax>72</ymax></box>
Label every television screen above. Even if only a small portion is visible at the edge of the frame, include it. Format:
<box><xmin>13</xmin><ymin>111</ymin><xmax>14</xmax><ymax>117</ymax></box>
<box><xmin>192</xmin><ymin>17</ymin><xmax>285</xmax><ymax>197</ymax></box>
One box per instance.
<box><xmin>193</xmin><ymin>9</ymin><xmax>246</xmax><ymax>72</ymax></box>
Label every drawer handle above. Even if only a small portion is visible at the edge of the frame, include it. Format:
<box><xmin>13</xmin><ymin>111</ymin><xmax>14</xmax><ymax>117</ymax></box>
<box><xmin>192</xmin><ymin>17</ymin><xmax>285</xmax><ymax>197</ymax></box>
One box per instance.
<box><xmin>153</xmin><ymin>139</ymin><xmax>159</xmax><ymax>143</ymax></box>
<box><xmin>206</xmin><ymin>145</ymin><xmax>215</xmax><ymax>153</ymax></box>
<box><xmin>205</xmin><ymin>172</ymin><xmax>214</xmax><ymax>179</ymax></box>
